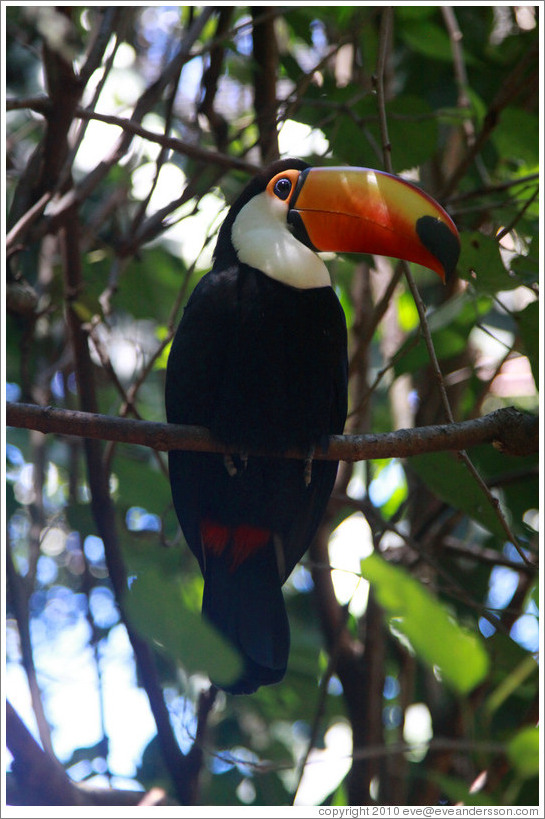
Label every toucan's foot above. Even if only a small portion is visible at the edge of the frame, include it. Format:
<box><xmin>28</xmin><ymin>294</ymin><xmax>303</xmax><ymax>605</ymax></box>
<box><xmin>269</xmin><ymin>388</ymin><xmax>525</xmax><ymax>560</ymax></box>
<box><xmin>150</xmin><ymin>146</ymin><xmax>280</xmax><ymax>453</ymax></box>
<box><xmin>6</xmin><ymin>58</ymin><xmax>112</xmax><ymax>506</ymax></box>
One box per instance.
<box><xmin>223</xmin><ymin>454</ymin><xmax>238</xmax><ymax>477</ymax></box>
<box><xmin>304</xmin><ymin>447</ymin><xmax>315</xmax><ymax>487</ymax></box>
<box><xmin>223</xmin><ymin>452</ymin><xmax>249</xmax><ymax>476</ymax></box>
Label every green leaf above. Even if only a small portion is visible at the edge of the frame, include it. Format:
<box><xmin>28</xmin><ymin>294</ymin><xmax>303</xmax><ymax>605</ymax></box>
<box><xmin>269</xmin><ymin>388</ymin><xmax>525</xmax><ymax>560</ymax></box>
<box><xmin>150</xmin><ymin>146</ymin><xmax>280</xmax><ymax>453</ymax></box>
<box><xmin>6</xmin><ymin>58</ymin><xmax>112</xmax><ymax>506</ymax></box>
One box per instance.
<box><xmin>393</xmin><ymin>292</ymin><xmax>492</xmax><ymax>378</ymax></box>
<box><xmin>410</xmin><ymin>451</ymin><xmax>507</xmax><ymax>539</ymax></box>
<box><xmin>112</xmin><ymin>450</ymin><xmax>171</xmax><ymax>517</ymax></box>
<box><xmin>425</xmin><ymin>292</ymin><xmax>492</xmax><ymax>333</ymax></box>
<box><xmin>507</xmin><ymin>726</ymin><xmax>539</xmax><ymax>779</ymax></box>
<box><xmin>492</xmin><ymin>108</ymin><xmax>539</xmax><ymax>167</ymax></box>
<box><xmin>485</xmin><ymin>654</ymin><xmax>538</xmax><ymax>719</ymax></box>
<box><xmin>360</xmin><ymin>552</ymin><xmax>489</xmax><ymax>694</ymax></box>
<box><xmin>510</xmin><ymin>233</ymin><xmax>539</xmax><ymax>286</ymax></box>
<box><xmin>123</xmin><ymin>567</ymin><xmax>242</xmax><ymax>687</ymax></box>
<box><xmin>329</xmin><ymin>94</ymin><xmax>438</xmax><ymax>170</ymax></box>
<box><xmin>515</xmin><ymin>300</ymin><xmax>539</xmax><ymax>390</ymax></box>
<box><xmin>119</xmin><ymin>247</ymin><xmax>189</xmax><ymax>322</ymax></box>
<box><xmin>432</xmin><ymin>774</ymin><xmax>497</xmax><ymax>806</ymax></box>
<box><xmin>459</xmin><ymin>232</ymin><xmax>520</xmax><ymax>293</ymax></box>
<box><xmin>386</xmin><ymin>96</ymin><xmax>439</xmax><ymax>171</ymax></box>
<box><xmin>329</xmin><ymin>780</ymin><xmax>349</xmax><ymax>806</ymax></box>
<box><xmin>396</xmin><ymin>6</ymin><xmax>437</xmax><ymax>21</ymax></box>
<box><xmin>467</xmin><ymin>446</ymin><xmax>538</xmax><ymax>541</ymax></box>
<box><xmin>400</xmin><ymin>20</ymin><xmax>472</xmax><ymax>64</ymax></box>
<box><xmin>397</xmin><ymin>291</ymin><xmax>420</xmax><ymax>332</ymax></box>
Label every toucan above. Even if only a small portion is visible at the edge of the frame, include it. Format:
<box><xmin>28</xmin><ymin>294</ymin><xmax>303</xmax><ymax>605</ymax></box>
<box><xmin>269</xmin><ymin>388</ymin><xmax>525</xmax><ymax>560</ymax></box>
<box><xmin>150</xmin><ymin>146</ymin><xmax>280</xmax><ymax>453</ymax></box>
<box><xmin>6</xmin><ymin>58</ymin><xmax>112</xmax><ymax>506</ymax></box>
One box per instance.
<box><xmin>165</xmin><ymin>158</ymin><xmax>459</xmax><ymax>694</ymax></box>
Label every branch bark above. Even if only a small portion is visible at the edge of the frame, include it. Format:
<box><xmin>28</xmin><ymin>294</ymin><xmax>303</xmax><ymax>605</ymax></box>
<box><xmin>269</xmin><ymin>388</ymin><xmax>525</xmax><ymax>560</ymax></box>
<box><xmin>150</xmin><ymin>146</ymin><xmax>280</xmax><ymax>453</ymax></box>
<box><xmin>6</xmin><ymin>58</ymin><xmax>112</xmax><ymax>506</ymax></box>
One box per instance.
<box><xmin>49</xmin><ymin>28</ymin><xmax>198</xmax><ymax>793</ymax></box>
<box><xmin>6</xmin><ymin>545</ymin><xmax>56</xmax><ymax>759</ymax></box>
<box><xmin>6</xmin><ymin>701</ymin><xmax>174</xmax><ymax>806</ymax></box>
<box><xmin>6</xmin><ymin>701</ymin><xmax>84</xmax><ymax>806</ymax></box>
<box><xmin>251</xmin><ymin>6</ymin><xmax>280</xmax><ymax>163</ymax></box>
<box><xmin>6</xmin><ymin>402</ymin><xmax>539</xmax><ymax>461</ymax></box>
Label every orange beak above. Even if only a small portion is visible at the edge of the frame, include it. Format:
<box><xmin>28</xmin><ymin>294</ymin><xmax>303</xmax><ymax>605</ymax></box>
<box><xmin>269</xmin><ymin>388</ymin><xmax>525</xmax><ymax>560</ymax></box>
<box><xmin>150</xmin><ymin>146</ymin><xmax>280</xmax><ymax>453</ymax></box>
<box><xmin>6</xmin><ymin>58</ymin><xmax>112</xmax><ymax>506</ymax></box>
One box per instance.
<box><xmin>286</xmin><ymin>167</ymin><xmax>459</xmax><ymax>282</ymax></box>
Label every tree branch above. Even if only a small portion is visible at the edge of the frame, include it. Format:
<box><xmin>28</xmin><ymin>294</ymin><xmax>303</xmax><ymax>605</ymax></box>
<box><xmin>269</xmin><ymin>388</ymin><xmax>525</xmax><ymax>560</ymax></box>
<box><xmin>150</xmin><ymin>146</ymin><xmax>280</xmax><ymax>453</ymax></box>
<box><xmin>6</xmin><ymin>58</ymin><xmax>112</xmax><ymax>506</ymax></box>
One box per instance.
<box><xmin>6</xmin><ymin>402</ymin><xmax>538</xmax><ymax>461</ymax></box>
<box><xmin>6</xmin><ymin>544</ymin><xmax>56</xmax><ymax>758</ymax></box>
<box><xmin>198</xmin><ymin>7</ymin><xmax>233</xmax><ymax>153</ymax></box>
<box><xmin>251</xmin><ymin>6</ymin><xmax>280</xmax><ymax>163</ymax></box>
<box><xmin>52</xmin><ymin>50</ymin><xmax>192</xmax><ymax>793</ymax></box>
<box><xmin>439</xmin><ymin>40</ymin><xmax>539</xmax><ymax>198</ymax></box>
<box><xmin>6</xmin><ymin>701</ymin><xmax>175</xmax><ymax>806</ymax></box>
<box><xmin>5</xmin><ymin>103</ymin><xmax>260</xmax><ymax>254</ymax></box>
<box><xmin>6</xmin><ymin>701</ymin><xmax>84</xmax><ymax>806</ymax></box>
<box><xmin>373</xmin><ymin>6</ymin><xmax>530</xmax><ymax>567</ymax></box>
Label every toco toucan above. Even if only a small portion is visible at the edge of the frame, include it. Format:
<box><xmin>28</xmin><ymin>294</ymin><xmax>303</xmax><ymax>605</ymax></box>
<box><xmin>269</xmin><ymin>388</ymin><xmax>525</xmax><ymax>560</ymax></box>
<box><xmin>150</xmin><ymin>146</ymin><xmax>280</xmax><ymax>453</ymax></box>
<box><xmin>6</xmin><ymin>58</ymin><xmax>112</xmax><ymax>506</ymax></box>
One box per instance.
<box><xmin>165</xmin><ymin>158</ymin><xmax>459</xmax><ymax>694</ymax></box>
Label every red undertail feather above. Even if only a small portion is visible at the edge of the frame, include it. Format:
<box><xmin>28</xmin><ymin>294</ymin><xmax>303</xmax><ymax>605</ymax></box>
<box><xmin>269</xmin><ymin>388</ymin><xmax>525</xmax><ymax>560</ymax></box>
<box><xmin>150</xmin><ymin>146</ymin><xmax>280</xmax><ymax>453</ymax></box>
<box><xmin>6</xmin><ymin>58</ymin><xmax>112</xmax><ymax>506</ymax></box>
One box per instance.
<box><xmin>230</xmin><ymin>525</ymin><xmax>271</xmax><ymax>570</ymax></box>
<box><xmin>201</xmin><ymin>520</ymin><xmax>271</xmax><ymax>570</ymax></box>
<box><xmin>200</xmin><ymin>520</ymin><xmax>230</xmax><ymax>555</ymax></box>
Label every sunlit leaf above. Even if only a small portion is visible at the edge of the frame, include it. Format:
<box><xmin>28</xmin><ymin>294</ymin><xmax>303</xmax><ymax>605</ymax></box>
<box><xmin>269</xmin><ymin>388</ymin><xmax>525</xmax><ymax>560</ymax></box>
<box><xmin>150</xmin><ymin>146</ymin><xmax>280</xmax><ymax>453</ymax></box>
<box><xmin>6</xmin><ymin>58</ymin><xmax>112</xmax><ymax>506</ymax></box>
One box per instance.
<box><xmin>124</xmin><ymin>568</ymin><xmax>242</xmax><ymax>687</ymax></box>
<box><xmin>397</xmin><ymin>291</ymin><xmax>419</xmax><ymax>332</ymax></box>
<box><xmin>459</xmin><ymin>233</ymin><xmax>519</xmax><ymax>293</ymax></box>
<box><xmin>393</xmin><ymin>291</ymin><xmax>492</xmax><ymax>377</ymax></box>
<box><xmin>360</xmin><ymin>552</ymin><xmax>489</xmax><ymax>693</ymax></box>
<box><xmin>507</xmin><ymin>726</ymin><xmax>539</xmax><ymax>779</ymax></box>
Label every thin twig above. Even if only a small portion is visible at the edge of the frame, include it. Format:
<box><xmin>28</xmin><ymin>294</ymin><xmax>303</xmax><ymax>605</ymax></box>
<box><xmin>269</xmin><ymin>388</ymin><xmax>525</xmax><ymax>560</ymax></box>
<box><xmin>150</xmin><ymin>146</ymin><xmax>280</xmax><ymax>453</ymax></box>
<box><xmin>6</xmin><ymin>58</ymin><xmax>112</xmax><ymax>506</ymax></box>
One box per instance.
<box><xmin>373</xmin><ymin>6</ymin><xmax>531</xmax><ymax>566</ymax></box>
<box><xmin>291</xmin><ymin>606</ymin><xmax>350</xmax><ymax>804</ymax></box>
<box><xmin>374</xmin><ymin>7</ymin><xmax>454</xmax><ymax>421</ymax></box>
<box><xmin>192</xmin><ymin>733</ymin><xmax>508</xmax><ymax>777</ymax></box>
<box><xmin>6</xmin><ymin>542</ymin><xmax>57</xmax><ymax>758</ymax></box>
<box><xmin>8</xmin><ymin>97</ymin><xmax>261</xmax><ymax>174</ymax></box>
<box><xmin>441</xmin><ymin>6</ymin><xmax>475</xmax><ymax>147</ymax></box>
<box><xmin>440</xmin><ymin>41</ymin><xmax>539</xmax><ymax>198</ymax></box>
<box><xmin>6</xmin><ymin>191</ymin><xmax>52</xmax><ymax>251</ymax></box>
<box><xmin>373</xmin><ymin>6</ymin><xmax>394</xmax><ymax>172</ymax></box>
<box><xmin>446</xmin><ymin>173</ymin><xmax>539</xmax><ymax>204</ymax></box>
<box><xmin>495</xmin><ymin>187</ymin><xmax>539</xmax><ymax>242</ymax></box>
<box><xmin>62</xmin><ymin>11</ymin><xmax>124</xmax><ymax>191</ymax></box>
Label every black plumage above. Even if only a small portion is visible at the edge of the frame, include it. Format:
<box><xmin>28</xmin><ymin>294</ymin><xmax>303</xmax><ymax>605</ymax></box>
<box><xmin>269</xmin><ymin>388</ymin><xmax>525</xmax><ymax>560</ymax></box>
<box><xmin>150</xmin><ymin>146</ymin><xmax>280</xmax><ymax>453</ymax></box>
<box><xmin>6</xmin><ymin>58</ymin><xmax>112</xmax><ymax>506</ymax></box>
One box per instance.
<box><xmin>166</xmin><ymin>162</ymin><xmax>348</xmax><ymax>694</ymax></box>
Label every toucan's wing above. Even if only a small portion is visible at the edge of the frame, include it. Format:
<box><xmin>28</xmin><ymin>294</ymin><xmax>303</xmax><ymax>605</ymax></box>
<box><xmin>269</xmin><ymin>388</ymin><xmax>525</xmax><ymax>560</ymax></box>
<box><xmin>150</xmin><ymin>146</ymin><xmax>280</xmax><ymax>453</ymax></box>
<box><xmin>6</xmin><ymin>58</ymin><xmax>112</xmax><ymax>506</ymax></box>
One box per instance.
<box><xmin>166</xmin><ymin>268</ymin><xmax>238</xmax><ymax>570</ymax></box>
<box><xmin>280</xmin><ymin>344</ymin><xmax>348</xmax><ymax>580</ymax></box>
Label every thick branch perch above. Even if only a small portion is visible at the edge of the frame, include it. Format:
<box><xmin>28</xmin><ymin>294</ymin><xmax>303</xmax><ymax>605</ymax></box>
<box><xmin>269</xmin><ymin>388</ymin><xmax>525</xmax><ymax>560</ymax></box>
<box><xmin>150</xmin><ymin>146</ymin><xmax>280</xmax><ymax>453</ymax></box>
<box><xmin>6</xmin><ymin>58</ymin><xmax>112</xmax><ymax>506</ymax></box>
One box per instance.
<box><xmin>6</xmin><ymin>402</ymin><xmax>538</xmax><ymax>460</ymax></box>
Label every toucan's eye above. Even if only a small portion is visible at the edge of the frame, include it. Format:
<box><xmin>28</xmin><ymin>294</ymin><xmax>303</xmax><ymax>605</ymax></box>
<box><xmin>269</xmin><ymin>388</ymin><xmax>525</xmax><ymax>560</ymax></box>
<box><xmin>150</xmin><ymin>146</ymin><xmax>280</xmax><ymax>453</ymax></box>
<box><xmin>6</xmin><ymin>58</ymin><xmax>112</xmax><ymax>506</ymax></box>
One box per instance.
<box><xmin>273</xmin><ymin>177</ymin><xmax>292</xmax><ymax>201</ymax></box>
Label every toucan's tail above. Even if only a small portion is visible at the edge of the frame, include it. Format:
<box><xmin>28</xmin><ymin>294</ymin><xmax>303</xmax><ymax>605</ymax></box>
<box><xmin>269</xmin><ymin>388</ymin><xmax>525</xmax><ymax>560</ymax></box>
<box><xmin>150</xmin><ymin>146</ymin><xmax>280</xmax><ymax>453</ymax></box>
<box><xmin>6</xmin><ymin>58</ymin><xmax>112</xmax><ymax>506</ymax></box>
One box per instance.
<box><xmin>202</xmin><ymin>542</ymin><xmax>289</xmax><ymax>695</ymax></box>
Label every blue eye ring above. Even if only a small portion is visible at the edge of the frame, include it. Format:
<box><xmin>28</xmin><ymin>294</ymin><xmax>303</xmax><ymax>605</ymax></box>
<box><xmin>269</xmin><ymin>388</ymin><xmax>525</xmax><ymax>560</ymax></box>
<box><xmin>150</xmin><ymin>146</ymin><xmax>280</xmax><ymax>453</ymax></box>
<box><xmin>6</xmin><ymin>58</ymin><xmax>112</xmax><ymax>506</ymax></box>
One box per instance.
<box><xmin>273</xmin><ymin>178</ymin><xmax>292</xmax><ymax>201</ymax></box>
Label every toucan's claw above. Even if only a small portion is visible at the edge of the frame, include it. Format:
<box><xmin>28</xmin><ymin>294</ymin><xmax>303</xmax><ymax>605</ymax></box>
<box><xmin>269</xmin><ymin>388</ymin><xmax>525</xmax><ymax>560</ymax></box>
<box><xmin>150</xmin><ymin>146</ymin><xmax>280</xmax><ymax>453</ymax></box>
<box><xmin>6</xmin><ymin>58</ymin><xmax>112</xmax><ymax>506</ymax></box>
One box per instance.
<box><xmin>304</xmin><ymin>448</ymin><xmax>315</xmax><ymax>487</ymax></box>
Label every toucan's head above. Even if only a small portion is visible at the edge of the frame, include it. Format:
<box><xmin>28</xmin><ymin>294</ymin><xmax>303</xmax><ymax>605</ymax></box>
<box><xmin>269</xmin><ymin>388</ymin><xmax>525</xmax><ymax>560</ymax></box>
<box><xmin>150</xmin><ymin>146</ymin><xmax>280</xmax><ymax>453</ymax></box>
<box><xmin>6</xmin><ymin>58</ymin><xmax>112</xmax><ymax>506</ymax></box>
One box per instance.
<box><xmin>214</xmin><ymin>159</ymin><xmax>459</xmax><ymax>289</ymax></box>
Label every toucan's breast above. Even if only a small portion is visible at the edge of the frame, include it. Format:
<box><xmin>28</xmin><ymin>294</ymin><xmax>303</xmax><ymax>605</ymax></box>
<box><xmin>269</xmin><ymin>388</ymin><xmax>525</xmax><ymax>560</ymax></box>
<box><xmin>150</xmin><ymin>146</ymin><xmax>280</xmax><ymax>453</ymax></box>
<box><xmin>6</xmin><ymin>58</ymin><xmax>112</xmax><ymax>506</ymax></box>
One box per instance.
<box><xmin>202</xmin><ymin>265</ymin><xmax>347</xmax><ymax>452</ymax></box>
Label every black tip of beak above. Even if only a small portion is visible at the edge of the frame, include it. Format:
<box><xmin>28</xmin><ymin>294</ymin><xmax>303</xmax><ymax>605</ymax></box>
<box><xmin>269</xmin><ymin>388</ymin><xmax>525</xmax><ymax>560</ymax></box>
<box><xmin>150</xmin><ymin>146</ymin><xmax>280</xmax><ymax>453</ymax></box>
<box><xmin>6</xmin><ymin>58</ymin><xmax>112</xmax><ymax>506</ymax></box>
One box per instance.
<box><xmin>416</xmin><ymin>216</ymin><xmax>460</xmax><ymax>282</ymax></box>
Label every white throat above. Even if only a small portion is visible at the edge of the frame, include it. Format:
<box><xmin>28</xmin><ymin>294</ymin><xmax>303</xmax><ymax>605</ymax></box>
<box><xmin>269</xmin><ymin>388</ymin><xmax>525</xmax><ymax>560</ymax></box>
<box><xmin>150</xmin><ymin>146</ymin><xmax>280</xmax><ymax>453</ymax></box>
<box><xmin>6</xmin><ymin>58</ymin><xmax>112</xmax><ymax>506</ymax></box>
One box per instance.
<box><xmin>231</xmin><ymin>191</ymin><xmax>331</xmax><ymax>289</ymax></box>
